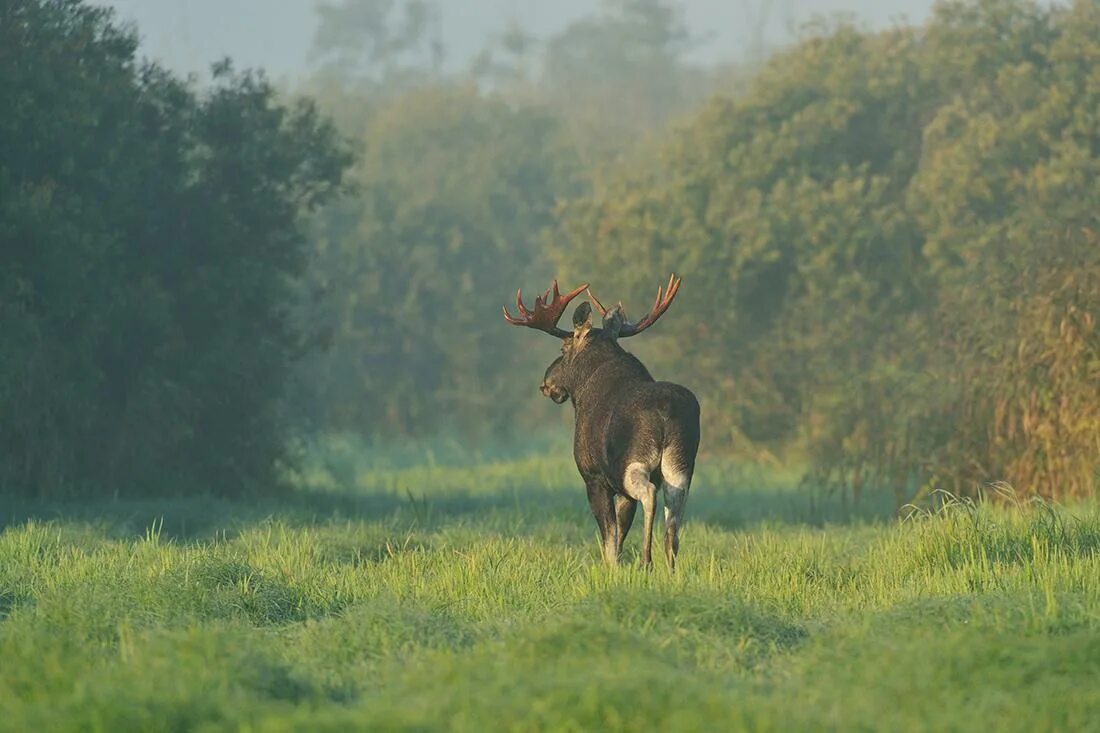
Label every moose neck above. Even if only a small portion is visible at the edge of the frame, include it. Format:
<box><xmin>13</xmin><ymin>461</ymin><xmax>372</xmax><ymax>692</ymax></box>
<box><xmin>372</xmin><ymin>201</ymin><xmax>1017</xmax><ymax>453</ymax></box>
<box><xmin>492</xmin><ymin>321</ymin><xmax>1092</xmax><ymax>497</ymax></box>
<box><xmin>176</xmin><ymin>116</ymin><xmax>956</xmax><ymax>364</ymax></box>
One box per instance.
<box><xmin>568</xmin><ymin>339</ymin><xmax>654</xmax><ymax>413</ymax></box>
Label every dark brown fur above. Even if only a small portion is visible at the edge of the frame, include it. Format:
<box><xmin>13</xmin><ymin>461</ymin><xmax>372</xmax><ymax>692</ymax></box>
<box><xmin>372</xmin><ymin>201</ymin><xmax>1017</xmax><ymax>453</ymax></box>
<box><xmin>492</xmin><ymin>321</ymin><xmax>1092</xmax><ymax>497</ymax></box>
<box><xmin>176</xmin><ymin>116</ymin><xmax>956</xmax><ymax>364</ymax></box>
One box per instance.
<box><xmin>540</xmin><ymin>303</ymin><xmax>700</xmax><ymax>568</ymax></box>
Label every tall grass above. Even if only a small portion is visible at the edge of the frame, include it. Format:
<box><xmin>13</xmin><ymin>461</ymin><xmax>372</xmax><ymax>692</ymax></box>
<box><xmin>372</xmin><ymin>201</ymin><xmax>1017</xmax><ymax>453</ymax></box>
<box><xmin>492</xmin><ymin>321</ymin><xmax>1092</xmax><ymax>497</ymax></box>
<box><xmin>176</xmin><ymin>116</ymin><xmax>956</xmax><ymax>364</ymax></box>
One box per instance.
<box><xmin>1</xmin><ymin>448</ymin><xmax>1098</xmax><ymax>731</ymax></box>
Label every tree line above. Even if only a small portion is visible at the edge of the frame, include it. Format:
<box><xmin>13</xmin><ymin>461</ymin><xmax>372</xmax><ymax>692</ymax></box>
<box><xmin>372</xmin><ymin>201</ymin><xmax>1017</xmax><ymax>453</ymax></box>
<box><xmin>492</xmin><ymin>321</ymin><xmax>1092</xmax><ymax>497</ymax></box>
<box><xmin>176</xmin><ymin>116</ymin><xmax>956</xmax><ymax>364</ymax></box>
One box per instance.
<box><xmin>3</xmin><ymin>0</ymin><xmax>1096</xmax><ymax>502</ymax></box>
<box><xmin>553</xmin><ymin>0</ymin><xmax>1100</xmax><ymax>502</ymax></box>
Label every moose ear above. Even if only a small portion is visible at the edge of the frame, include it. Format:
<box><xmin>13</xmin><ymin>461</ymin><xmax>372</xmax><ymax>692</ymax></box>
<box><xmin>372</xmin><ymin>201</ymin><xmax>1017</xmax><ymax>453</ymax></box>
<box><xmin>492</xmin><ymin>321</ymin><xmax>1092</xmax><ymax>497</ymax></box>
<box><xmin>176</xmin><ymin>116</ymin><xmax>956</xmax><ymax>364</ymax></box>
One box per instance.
<box><xmin>572</xmin><ymin>301</ymin><xmax>592</xmax><ymax>328</ymax></box>
<box><xmin>571</xmin><ymin>301</ymin><xmax>592</xmax><ymax>342</ymax></box>
<box><xmin>602</xmin><ymin>303</ymin><xmax>626</xmax><ymax>339</ymax></box>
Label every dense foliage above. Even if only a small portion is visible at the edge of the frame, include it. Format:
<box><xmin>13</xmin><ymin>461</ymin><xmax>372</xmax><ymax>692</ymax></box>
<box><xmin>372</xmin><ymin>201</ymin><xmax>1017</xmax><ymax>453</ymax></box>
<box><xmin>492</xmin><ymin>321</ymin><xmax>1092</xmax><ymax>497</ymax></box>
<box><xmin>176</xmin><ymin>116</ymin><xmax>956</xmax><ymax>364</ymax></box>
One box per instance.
<box><xmin>0</xmin><ymin>0</ymin><xmax>351</xmax><ymax>498</ymax></box>
<box><xmin>299</xmin><ymin>84</ymin><xmax>581</xmax><ymax>436</ymax></box>
<box><xmin>296</xmin><ymin>0</ymin><xmax>737</xmax><ymax>442</ymax></box>
<box><xmin>549</xmin><ymin>0</ymin><xmax>1100</xmax><ymax>501</ymax></box>
<box><xmin>301</xmin><ymin>0</ymin><xmax>1096</xmax><ymax>501</ymax></box>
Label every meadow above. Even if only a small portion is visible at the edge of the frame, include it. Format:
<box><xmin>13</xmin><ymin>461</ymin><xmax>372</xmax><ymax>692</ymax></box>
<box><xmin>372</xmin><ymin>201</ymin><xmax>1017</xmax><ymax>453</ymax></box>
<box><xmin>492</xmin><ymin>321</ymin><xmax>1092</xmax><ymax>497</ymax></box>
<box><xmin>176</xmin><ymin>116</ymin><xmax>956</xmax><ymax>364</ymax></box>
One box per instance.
<box><xmin>2</xmin><ymin>439</ymin><xmax>1098</xmax><ymax>732</ymax></box>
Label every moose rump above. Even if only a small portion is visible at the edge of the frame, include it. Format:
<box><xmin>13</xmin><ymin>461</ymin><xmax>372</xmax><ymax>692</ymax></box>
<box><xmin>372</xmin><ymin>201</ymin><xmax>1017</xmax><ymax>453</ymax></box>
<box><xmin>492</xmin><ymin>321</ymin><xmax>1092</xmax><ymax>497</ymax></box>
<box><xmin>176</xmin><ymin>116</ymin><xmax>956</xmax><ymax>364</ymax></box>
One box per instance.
<box><xmin>596</xmin><ymin>381</ymin><xmax>700</xmax><ymax>569</ymax></box>
<box><xmin>589</xmin><ymin>378</ymin><xmax>699</xmax><ymax>567</ymax></box>
<box><xmin>504</xmin><ymin>274</ymin><xmax>701</xmax><ymax>569</ymax></box>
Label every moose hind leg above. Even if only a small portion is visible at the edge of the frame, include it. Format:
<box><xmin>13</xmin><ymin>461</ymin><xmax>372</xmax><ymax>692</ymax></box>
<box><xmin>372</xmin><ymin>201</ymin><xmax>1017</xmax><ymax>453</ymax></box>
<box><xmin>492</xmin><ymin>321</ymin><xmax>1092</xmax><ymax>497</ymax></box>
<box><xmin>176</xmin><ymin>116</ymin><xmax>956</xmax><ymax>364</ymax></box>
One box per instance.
<box><xmin>661</xmin><ymin>466</ymin><xmax>691</xmax><ymax>572</ymax></box>
<box><xmin>622</xmin><ymin>463</ymin><xmax>657</xmax><ymax>567</ymax></box>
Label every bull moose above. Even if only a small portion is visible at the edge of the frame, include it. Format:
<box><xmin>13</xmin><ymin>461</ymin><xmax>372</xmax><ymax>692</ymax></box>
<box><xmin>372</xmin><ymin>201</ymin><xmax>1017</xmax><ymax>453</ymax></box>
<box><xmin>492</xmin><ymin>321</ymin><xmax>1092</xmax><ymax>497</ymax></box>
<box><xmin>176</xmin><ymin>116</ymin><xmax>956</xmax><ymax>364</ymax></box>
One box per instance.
<box><xmin>503</xmin><ymin>275</ymin><xmax>700</xmax><ymax>569</ymax></box>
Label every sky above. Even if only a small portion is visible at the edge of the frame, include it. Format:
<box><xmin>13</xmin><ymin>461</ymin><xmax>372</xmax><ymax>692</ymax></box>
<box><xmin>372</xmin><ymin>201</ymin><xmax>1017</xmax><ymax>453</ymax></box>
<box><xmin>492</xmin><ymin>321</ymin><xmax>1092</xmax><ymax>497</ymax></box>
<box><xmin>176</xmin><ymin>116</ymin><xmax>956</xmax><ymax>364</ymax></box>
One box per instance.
<box><xmin>103</xmin><ymin>0</ymin><xmax>937</xmax><ymax>81</ymax></box>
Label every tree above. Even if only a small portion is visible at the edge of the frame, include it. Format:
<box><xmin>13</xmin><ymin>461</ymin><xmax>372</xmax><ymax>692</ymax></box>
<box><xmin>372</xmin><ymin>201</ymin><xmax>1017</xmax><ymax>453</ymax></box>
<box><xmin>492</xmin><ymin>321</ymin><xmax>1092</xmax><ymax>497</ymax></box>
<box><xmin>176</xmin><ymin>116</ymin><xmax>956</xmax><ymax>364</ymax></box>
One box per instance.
<box><xmin>298</xmin><ymin>84</ymin><xmax>581</xmax><ymax>437</ymax></box>
<box><xmin>538</xmin><ymin>0</ymin><xmax>706</xmax><ymax>159</ymax></box>
<box><xmin>0</xmin><ymin>0</ymin><xmax>351</xmax><ymax>498</ymax></box>
<box><xmin>309</xmin><ymin>0</ymin><xmax>444</xmax><ymax>93</ymax></box>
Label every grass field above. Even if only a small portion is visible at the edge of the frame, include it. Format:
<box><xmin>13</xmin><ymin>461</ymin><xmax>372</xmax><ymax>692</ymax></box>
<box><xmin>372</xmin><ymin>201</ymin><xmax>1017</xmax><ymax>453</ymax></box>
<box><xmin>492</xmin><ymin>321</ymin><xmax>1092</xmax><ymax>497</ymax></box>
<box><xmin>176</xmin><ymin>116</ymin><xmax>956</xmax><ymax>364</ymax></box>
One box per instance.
<box><xmin>2</xmin><ymin>440</ymin><xmax>1099</xmax><ymax>732</ymax></box>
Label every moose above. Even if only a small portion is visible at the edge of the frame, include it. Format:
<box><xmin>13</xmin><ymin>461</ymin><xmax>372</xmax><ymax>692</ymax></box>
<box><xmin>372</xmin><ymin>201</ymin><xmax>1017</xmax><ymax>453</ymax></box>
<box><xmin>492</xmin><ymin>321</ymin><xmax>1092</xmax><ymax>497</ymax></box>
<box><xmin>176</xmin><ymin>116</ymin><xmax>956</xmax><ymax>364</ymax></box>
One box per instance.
<box><xmin>503</xmin><ymin>275</ymin><xmax>700</xmax><ymax>569</ymax></box>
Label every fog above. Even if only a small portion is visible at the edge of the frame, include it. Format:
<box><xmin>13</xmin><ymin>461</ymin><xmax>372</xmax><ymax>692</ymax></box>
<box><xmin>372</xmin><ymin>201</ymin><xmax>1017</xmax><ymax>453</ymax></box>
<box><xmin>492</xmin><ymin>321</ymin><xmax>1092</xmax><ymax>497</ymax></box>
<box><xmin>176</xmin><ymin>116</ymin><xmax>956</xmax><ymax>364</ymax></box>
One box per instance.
<box><xmin>104</xmin><ymin>0</ymin><xmax>935</xmax><ymax>79</ymax></box>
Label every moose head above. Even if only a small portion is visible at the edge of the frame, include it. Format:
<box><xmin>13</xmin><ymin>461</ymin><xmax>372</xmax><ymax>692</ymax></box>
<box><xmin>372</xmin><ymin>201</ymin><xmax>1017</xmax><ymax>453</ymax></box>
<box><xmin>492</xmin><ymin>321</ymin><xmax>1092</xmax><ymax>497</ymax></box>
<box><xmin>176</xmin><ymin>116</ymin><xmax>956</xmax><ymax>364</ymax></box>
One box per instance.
<box><xmin>502</xmin><ymin>274</ymin><xmax>682</xmax><ymax>407</ymax></box>
<box><xmin>502</xmin><ymin>274</ymin><xmax>698</xmax><ymax>570</ymax></box>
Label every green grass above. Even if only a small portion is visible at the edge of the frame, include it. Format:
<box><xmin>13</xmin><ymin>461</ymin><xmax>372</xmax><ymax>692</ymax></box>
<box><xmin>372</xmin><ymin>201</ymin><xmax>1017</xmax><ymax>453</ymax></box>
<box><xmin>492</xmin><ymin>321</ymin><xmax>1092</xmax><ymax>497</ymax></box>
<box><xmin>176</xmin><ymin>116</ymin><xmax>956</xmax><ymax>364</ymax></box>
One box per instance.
<box><xmin>2</xmin><ymin>448</ymin><xmax>1099</xmax><ymax>732</ymax></box>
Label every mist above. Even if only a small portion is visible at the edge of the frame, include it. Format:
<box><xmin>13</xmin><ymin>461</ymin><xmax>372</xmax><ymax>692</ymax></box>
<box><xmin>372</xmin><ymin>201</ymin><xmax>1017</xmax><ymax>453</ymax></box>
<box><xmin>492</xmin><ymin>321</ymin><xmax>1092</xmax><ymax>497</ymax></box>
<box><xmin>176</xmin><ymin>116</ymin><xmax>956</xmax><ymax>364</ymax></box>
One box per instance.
<box><xmin>103</xmin><ymin>0</ymin><xmax>936</xmax><ymax>78</ymax></box>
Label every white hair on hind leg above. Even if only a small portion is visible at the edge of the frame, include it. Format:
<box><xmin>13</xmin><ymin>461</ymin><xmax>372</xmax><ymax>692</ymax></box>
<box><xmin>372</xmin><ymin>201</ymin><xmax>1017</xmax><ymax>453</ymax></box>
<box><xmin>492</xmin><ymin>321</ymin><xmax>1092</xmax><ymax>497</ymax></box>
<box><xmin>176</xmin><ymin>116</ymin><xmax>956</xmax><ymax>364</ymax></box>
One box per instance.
<box><xmin>660</xmin><ymin>448</ymin><xmax>692</xmax><ymax>569</ymax></box>
<box><xmin>660</xmin><ymin>449</ymin><xmax>691</xmax><ymax>515</ymax></box>
<box><xmin>661</xmin><ymin>479</ymin><xmax>689</xmax><ymax>527</ymax></box>
<box><xmin>622</xmin><ymin>462</ymin><xmax>658</xmax><ymax>566</ymax></box>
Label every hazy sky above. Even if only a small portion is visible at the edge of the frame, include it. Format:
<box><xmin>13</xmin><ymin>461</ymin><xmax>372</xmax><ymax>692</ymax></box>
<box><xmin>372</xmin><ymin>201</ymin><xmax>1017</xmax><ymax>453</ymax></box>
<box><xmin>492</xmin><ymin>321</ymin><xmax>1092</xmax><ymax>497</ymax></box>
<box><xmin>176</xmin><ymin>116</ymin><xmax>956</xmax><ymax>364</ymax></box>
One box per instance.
<box><xmin>103</xmin><ymin>0</ymin><xmax>936</xmax><ymax>80</ymax></box>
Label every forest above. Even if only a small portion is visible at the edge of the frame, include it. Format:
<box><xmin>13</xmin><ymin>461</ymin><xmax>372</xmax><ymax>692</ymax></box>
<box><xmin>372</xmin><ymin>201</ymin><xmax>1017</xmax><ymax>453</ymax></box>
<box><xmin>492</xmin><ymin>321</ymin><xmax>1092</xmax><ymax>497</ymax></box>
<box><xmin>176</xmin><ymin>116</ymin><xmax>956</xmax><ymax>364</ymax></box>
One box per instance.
<box><xmin>2</xmin><ymin>0</ymin><xmax>1097</xmax><ymax>503</ymax></box>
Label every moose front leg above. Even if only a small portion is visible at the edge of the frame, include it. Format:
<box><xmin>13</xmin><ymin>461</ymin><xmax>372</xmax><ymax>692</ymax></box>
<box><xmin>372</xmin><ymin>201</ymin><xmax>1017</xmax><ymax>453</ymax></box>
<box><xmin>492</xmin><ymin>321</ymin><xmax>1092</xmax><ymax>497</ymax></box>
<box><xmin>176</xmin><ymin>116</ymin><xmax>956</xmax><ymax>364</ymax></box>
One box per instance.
<box><xmin>586</xmin><ymin>479</ymin><xmax>620</xmax><ymax>566</ymax></box>
<box><xmin>622</xmin><ymin>463</ymin><xmax>657</xmax><ymax>567</ymax></box>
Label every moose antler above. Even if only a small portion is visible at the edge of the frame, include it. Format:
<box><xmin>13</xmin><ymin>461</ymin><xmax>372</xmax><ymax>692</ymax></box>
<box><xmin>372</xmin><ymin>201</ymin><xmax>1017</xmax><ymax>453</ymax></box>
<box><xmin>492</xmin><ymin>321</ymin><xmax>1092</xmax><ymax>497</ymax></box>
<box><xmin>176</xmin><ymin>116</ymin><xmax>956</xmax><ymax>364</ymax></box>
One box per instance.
<box><xmin>502</xmin><ymin>280</ymin><xmax>589</xmax><ymax>338</ymax></box>
<box><xmin>586</xmin><ymin>273</ymin><xmax>682</xmax><ymax>338</ymax></box>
